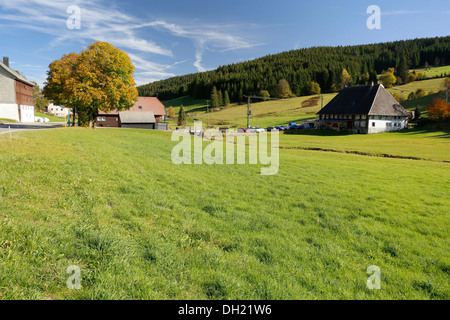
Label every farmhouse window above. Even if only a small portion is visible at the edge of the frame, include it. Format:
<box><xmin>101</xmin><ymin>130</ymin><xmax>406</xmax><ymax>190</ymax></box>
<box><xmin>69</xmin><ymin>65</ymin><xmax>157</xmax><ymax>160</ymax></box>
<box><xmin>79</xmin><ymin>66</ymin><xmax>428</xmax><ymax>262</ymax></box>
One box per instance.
<box><xmin>372</xmin><ymin>122</ymin><xmax>375</xmax><ymax>127</ymax></box>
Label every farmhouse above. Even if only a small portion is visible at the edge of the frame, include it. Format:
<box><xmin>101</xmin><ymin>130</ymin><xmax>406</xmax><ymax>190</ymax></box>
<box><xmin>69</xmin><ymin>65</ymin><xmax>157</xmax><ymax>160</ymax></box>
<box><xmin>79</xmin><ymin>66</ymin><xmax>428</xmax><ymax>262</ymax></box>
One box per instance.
<box><xmin>0</xmin><ymin>56</ymin><xmax>34</xmax><ymax>122</ymax></box>
<box><xmin>47</xmin><ymin>103</ymin><xmax>72</xmax><ymax>118</ymax></box>
<box><xmin>317</xmin><ymin>84</ymin><xmax>410</xmax><ymax>134</ymax></box>
<box><xmin>96</xmin><ymin>96</ymin><xmax>168</xmax><ymax>130</ymax></box>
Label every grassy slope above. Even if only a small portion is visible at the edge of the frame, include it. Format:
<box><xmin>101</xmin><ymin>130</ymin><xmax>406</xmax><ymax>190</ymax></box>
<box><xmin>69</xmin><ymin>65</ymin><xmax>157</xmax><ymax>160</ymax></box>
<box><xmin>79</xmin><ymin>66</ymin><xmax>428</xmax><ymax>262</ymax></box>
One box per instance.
<box><xmin>0</xmin><ymin>127</ymin><xmax>448</xmax><ymax>299</ymax></box>
<box><xmin>162</xmin><ymin>78</ymin><xmax>446</xmax><ymax>129</ymax></box>
<box><xmin>410</xmin><ymin>65</ymin><xmax>450</xmax><ymax>78</ymax></box>
<box><xmin>386</xmin><ymin>78</ymin><xmax>446</xmax><ymax>100</ymax></box>
<box><xmin>34</xmin><ymin>112</ymin><xmax>66</xmax><ymax>123</ymax></box>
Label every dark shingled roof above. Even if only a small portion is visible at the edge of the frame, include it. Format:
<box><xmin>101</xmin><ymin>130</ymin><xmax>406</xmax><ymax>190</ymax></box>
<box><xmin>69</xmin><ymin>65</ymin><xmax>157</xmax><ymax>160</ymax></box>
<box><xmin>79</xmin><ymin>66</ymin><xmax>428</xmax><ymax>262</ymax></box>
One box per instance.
<box><xmin>317</xmin><ymin>84</ymin><xmax>409</xmax><ymax>116</ymax></box>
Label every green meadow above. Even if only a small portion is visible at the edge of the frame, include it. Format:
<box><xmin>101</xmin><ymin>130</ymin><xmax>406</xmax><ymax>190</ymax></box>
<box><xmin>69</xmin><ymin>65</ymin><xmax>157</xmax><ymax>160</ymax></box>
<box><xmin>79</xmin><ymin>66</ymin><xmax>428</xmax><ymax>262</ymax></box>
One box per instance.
<box><xmin>0</xmin><ymin>127</ymin><xmax>448</xmax><ymax>299</ymax></box>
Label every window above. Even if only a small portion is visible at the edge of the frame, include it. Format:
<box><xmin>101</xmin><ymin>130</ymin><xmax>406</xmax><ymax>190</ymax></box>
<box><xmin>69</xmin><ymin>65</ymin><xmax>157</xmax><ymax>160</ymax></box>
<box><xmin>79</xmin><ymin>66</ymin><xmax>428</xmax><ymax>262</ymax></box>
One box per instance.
<box><xmin>97</xmin><ymin>117</ymin><xmax>106</xmax><ymax>122</ymax></box>
<box><xmin>372</xmin><ymin>122</ymin><xmax>375</xmax><ymax>127</ymax></box>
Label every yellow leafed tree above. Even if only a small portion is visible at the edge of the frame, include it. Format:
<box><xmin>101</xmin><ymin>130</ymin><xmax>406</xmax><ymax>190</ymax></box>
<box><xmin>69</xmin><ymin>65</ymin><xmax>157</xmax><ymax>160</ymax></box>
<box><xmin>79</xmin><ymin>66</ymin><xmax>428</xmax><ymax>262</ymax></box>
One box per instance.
<box><xmin>44</xmin><ymin>42</ymin><xmax>138</xmax><ymax>127</ymax></box>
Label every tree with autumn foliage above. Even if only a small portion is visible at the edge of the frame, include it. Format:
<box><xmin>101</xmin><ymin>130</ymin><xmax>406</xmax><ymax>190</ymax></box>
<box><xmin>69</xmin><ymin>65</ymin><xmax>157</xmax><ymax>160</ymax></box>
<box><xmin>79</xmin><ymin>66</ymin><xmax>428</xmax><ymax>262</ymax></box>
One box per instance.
<box><xmin>168</xmin><ymin>106</ymin><xmax>175</xmax><ymax>119</ymax></box>
<box><xmin>43</xmin><ymin>42</ymin><xmax>138</xmax><ymax>127</ymax></box>
<box><xmin>427</xmin><ymin>98</ymin><xmax>450</xmax><ymax>121</ymax></box>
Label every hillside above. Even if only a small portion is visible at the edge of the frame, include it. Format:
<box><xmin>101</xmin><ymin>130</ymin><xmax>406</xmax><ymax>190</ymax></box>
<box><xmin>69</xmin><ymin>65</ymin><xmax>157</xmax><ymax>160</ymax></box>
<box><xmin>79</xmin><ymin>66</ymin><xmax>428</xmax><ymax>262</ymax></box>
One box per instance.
<box><xmin>138</xmin><ymin>36</ymin><xmax>450</xmax><ymax>102</ymax></box>
<box><xmin>162</xmin><ymin>78</ymin><xmax>448</xmax><ymax>129</ymax></box>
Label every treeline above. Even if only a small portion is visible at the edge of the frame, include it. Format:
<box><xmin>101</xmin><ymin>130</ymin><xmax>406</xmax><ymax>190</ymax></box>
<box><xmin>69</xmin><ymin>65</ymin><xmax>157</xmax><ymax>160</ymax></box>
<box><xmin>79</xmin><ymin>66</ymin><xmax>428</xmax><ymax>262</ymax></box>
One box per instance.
<box><xmin>137</xmin><ymin>37</ymin><xmax>450</xmax><ymax>102</ymax></box>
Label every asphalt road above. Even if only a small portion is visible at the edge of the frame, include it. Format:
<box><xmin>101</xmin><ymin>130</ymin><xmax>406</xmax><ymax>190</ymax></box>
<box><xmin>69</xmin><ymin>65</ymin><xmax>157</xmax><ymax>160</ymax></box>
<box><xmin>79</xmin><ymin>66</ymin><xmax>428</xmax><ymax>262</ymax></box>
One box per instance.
<box><xmin>0</xmin><ymin>122</ymin><xmax>65</xmax><ymax>134</ymax></box>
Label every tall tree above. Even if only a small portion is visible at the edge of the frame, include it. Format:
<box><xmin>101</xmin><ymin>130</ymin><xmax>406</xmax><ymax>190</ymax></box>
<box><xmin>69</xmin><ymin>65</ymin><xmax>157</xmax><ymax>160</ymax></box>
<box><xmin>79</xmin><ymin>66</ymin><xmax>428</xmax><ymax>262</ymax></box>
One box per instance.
<box><xmin>44</xmin><ymin>42</ymin><xmax>138</xmax><ymax>128</ymax></box>
<box><xmin>223</xmin><ymin>90</ymin><xmax>230</xmax><ymax>107</ymax></box>
<box><xmin>309</xmin><ymin>81</ymin><xmax>321</xmax><ymax>95</ymax></box>
<box><xmin>380</xmin><ymin>70</ymin><xmax>397</xmax><ymax>88</ymax></box>
<box><xmin>217</xmin><ymin>90</ymin><xmax>223</xmax><ymax>107</ymax></box>
<box><xmin>32</xmin><ymin>82</ymin><xmax>49</xmax><ymax>112</ymax></box>
<box><xmin>396</xmin><ymin>56</ymin><xmax>410</xmax><ymax>84</ymax></box>
<box><xmin>210</xmin><ymin>86</ymin><xmax>219</xmax><ymax>108</ymax></box>
<box><xmin>340</xmin><ymin>69</ymin><xmax>352</xmax><ymax>89</ymax></box>
<box><xmin>277</xmin><ymin>79</ymin><xmax>293</xmax><ymax>98</ymax></box>
<box><xmin>177</xmin><ymin>105</ymin><xmax>186</xmax><ymax>126</ymax></box>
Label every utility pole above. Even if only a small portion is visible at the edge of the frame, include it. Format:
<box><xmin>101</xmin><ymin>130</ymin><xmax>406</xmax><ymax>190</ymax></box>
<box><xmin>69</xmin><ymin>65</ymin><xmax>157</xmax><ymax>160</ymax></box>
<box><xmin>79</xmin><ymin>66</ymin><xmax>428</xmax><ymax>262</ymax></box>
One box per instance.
<box><xmin>206</xmin><ymin>100</ymin><xmax>210</xmax><ymax>128</ymax></box>
<box><xmin>247</xmin><ymin>96</ymin><xmax>251</xmax><ymax>128</ymax></box>
<box><xmin>244</xmin><ymin>95</ymin><xmax>282</xmax><ymax>128</ymax></box>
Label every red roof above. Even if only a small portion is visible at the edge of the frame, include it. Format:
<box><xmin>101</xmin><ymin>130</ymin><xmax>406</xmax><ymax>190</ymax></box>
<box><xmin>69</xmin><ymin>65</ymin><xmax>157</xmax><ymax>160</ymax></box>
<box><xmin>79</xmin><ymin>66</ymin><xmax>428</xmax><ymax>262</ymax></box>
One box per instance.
<box><xmin>98</xmin><ymin>97</ymin><xmax>166</xmax><ymax>116</ymax></box>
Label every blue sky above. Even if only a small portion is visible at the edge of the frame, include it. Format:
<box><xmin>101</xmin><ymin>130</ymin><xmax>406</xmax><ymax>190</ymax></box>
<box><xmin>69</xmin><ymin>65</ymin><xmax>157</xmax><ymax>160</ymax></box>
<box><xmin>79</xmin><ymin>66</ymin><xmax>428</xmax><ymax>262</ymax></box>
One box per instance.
<box><xmin>0</xmin><ymin>0</ymin><xmax>449</xmax><ymax>88</ymax></box>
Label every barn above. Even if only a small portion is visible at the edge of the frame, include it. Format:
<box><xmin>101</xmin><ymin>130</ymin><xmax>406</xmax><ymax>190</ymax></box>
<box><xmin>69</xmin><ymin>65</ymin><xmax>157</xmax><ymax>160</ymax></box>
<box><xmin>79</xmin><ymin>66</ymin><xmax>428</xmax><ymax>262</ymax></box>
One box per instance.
<box><xmin>317</xmin><ymin>83</ymin><xmax>410</xmax><ymax>134</ymax></box>
<box><xmin>0</xmin><ymin>57</ymin><xmax>35</xmax><ymax>122</ymax></box>
<box><xmin>96</xmin><ymin>96</ymin><xmax>167</xmax><ymax>130</ymax></box>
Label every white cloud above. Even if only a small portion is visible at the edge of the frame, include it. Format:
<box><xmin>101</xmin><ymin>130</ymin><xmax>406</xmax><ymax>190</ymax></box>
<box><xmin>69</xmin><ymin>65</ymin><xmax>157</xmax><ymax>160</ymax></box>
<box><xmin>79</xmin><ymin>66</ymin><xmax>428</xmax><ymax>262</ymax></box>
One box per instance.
<box><xmin>0</xmin><ymin>0</ymin><xmax>260</xmax><ymax>83</ymax></box>
<box><xmin>382</xmin><ymin>10</ymin><xmax>423</xmax><ymax>16</ymax></box>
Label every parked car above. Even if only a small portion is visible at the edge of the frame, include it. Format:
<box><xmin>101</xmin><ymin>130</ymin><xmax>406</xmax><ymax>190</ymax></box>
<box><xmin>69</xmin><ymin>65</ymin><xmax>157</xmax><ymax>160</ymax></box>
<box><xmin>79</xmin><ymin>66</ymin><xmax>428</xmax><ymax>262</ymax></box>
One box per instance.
<box><xmin>237</xmin><ymin>128</ymin><xmax>250</xmax><ymax>133</ymax></box>
<box><xmin>265</xmin><ymin>126</ymin><xmax>278</xmax><ymax>132</ymax></box>
<box><xmin>249</xmin><ymin>126</ymin><xmax>265</xmax><ymax>133</ymax></box>
<box><xmin>276</xmin><ymin>126</ymin><xmax>288</xmax><ymax>131</ymax></box>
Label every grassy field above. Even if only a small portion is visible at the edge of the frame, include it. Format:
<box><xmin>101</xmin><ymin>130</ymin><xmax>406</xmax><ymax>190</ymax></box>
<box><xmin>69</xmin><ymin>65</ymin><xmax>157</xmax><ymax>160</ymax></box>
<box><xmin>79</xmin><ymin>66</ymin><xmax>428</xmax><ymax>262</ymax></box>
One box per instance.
<box><xmin>161</xmin><ymin>78</ymin><xmax>447</xmax><ymax>129</ymax></box>
<box><xmin>34</xmin><ymin>112</ymin><xmax>66</xmax><ymax>123</ymax></box>
<box><xmin>410</xmin><ymin>65</ymin><xmax>450</xmax><ymax>79</ymax></box>
<box><xmin>386</xmin><ymin>78</ymin><xmax>447</xmax><ymax>101</ymax></box>
<box><xmin>0</xmin><ymin>127</ymin><xmax>448</xmax><ymax>299</ymax></box>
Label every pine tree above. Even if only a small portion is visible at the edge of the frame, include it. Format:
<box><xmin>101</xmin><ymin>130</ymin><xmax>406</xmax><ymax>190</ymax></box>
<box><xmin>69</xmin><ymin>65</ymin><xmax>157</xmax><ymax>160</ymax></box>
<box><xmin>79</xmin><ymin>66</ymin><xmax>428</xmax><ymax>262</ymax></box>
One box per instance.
<box><xmin>224</xmin><ymin>90</ymin><xmax>230</xmax><ymax>107</ymax></box>
<box><xmin>210</xmin><ymin>86</ymin><xmax>219</xmax><ymax>108</ymax></box>
<box><xmin>397</xmin><ymin>56</ymin><xmax>410</xmax><ymax>84</ymax></box>
<box><xmin>177</xmin><ymin>105</ymin><xmax>186</xmax><ymax>126</ymax></box>
<box><xmin>414</xmin><ymin>106</ymin><xmax>421</xmax><ymax>120</ymax></box>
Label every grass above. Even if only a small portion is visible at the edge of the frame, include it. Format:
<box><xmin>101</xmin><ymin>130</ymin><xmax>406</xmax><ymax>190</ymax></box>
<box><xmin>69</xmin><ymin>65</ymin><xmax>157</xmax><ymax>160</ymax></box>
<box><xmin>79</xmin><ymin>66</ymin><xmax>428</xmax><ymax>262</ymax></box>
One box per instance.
<box><xmin>34</xmin><ymin>112</ymin><xmax>66</xmax><ymax>123</ymax></box>
<box><xmin>0</xmin><ymin>127</ymin><xmax>448</xmax><ymax>299</ymax></box>
<box><xmin>410</xmin><ymin>65</ymin><xmax>450</xmax><ymax>79</ymax></box>
<box><xmin>0</xmin><ymin>118</ymin><xmax>18</xmax><ymax>124</ymax></box>
<box><xmin>280</xmin><ymin>128</ymin><xmax>450</xmax><ymax>161</ymax></box>
<box><xmin>386</xmin><ymin>78</ymin><xmax>447</xmax><ymax>101</ymax></box>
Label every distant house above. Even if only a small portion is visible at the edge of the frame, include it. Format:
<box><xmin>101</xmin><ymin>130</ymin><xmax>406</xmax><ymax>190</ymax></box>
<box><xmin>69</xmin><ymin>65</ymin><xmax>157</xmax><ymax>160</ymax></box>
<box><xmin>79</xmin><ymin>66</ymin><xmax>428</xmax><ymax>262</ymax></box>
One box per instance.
<box><xmin>0</xmin><ymin>56</ymin><xmax>34</xmax><ymax>122</ymax></box>
<box><xmin>317</xmin><ymin>84</ymin><xmax>410</xmax><ymax>134</ymax></box>
<box><xmin>47</xmin><ymin>103</ymin><xmax>71</xmax><ymax>118</ymax></box>
<box><xmin>96</xmin><ymin>96</ymin><xmax>167</xmax><ymax>130</ymax></box>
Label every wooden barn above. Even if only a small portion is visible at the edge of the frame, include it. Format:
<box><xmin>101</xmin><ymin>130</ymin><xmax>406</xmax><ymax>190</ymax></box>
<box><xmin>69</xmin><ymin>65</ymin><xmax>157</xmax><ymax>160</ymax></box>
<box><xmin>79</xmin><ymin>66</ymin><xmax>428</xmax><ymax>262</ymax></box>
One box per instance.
<box><xmin>317</xmin><ymin>83</ymin><xmax>410</xmax><ymax>134</ymax></box>
<box><xmin>0</xmin><ymin>56</ymin><xmax>35</xmax><ymax>122</ymax></box>
<box><xmin>96</xmin><ymin>96</ymin><xmax>168</xmax><ymax>130</ymax></box>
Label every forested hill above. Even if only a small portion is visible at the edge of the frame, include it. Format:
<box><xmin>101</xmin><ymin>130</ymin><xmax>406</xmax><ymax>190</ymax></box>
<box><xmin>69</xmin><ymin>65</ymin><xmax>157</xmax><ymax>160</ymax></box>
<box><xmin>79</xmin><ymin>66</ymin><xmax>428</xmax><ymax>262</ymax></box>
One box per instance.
<box><xmin>137</xmin><ymin>36</ymin><xmax>450</xmax><ymax>102</ymax></box>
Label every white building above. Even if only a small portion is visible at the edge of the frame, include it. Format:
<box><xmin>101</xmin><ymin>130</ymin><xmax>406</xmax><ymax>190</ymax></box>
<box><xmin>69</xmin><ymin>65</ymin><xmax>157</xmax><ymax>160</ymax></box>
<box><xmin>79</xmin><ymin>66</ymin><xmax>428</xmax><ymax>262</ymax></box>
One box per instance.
<box><xmin>47</xmin><ymin>103</ymin><xmax>71</xmax><ymax>118</ymax></box>
<box><xmin>0</xmin><ymin>56</ymin><xmax>35</xmax><ymax>122</ymax></box>
<box><xmin>317</xmin><ymin>84</ymin><xmax>410</xmax><ymax>134</ymax></box>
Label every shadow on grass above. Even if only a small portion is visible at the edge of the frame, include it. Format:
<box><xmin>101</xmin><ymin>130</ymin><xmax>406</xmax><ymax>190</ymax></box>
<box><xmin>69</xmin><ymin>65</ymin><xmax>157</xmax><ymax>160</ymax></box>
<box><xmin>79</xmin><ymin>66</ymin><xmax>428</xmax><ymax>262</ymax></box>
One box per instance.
<box><xmin>398</xmin><ymin>120</ymin><xmax>450</xmax><ymax>138</ymax></box>
<box><xmin>283</xmin><ymin>129</ymin><xmax>353</xmax><ymax>136</ymax></box>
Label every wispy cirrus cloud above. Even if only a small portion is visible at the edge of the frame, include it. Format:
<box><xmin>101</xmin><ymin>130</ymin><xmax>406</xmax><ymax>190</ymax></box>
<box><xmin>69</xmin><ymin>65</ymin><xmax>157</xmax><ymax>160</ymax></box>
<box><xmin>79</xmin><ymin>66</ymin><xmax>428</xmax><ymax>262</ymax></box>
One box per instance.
<box><xmin>0</xmin><ymin>0</ymin><xmax>260</xmax><ymax>84</ymax></box>
<box><xmin>382</xmin><ymin>10</ymin><xmax>423</xmax><ymax>16</ymax></box>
